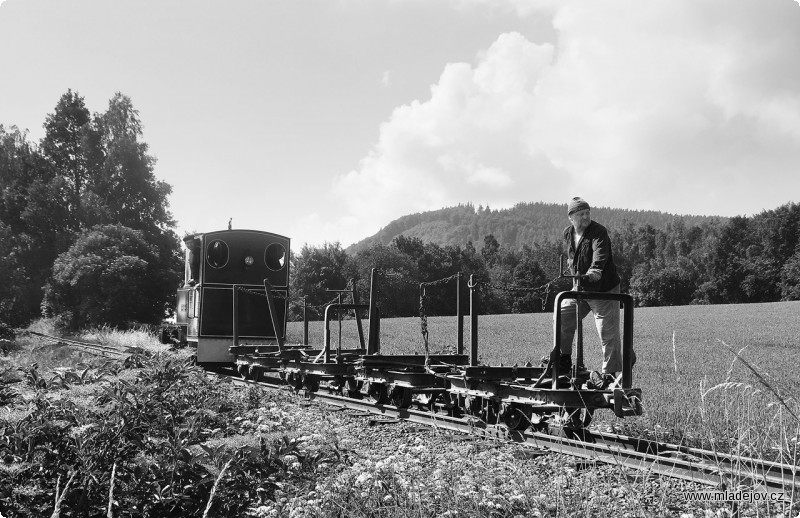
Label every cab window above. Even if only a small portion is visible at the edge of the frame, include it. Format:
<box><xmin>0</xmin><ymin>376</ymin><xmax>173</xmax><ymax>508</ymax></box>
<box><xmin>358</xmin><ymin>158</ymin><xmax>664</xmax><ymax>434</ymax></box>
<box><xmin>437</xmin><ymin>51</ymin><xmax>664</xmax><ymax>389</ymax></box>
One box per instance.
<box><xmin>207</xmin><ymin>240</ymin><xmax>229</xmax><ymax>269</ymax></box>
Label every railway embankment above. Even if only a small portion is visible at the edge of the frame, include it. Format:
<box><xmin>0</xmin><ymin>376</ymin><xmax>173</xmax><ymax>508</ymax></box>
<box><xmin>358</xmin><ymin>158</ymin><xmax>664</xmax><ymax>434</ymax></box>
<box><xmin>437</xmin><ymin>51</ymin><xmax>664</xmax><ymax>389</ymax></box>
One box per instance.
<box><xmin>2</xmin><ymin>325</ymin><xmax>794</xmax><ymax>517</ymax></box>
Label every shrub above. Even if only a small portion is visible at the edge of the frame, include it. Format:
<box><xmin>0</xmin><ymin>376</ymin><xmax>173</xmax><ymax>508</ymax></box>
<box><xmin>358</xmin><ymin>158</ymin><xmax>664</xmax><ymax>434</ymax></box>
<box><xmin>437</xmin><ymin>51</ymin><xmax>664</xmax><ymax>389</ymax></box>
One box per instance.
<box><xmin>42</xmin><ymin>224</ymin><xmax>176</xmax><ymax>330</ymax></box>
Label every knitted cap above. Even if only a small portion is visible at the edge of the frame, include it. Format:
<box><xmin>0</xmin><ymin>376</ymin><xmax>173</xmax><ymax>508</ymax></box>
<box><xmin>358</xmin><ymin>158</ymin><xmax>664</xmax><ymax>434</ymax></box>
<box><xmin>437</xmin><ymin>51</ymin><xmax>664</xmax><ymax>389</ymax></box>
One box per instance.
<box><xmin>568</xmin><ymin>197</ymin><xmax>590</xmax><ymax>215</ymax></box>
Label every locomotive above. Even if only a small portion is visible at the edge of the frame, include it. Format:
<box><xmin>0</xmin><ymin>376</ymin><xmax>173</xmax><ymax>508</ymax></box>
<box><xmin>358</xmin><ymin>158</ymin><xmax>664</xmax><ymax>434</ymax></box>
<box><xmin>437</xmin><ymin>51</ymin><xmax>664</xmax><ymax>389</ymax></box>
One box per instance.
<box><xmin>162</xmin><ymin>227</ymin><xmax>642</xmax><ymax>431</ymax></box>
<box><xmin>162</xmin><ymin>229</ymin><xmax>290</xmax><ymax>365</ymax></box>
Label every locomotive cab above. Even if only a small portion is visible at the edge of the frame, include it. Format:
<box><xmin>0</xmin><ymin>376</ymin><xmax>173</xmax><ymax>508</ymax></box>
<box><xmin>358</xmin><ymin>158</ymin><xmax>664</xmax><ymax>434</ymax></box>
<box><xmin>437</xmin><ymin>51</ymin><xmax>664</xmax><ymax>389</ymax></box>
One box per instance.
<box><xmin>174</xmin><ymin>229</ymin><xmax>290</xmax><ymax>365</ymax></box>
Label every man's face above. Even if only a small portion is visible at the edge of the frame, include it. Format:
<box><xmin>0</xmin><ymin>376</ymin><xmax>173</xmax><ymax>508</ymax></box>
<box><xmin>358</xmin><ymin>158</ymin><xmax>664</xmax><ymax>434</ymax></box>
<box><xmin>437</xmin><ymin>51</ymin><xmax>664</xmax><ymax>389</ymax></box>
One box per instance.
<box><xmin>569</xmin><ymin>209</ymin><xmax>591</xmax><ymax>232</ymax></box>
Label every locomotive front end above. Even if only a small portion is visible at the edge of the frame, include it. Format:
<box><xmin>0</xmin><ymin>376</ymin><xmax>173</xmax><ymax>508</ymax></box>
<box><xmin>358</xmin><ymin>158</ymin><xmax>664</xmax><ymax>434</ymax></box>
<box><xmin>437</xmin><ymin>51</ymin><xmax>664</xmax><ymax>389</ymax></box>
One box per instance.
<box><xmin>177</xmin><ymin>229</ymin><xmax>290</xmax><ymax>365</ymax></box>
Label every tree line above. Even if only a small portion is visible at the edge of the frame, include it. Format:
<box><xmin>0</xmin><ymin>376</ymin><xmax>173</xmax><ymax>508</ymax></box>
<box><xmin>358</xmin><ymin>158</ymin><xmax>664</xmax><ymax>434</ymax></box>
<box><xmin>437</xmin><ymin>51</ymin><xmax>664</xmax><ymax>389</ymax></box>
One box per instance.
<box><xmin>347</xmin><ymin>202</ymin><xmax>722</xmax><ymax>254</ymax></box>
<box><xmin>1</xmin><ymin>90</ymin><xmax>180</xmax><ymax>331</ymax></box>
<box><xmin>3</xmin><ymin>91</ymin><xmax>799</xmax><ymax>331</ymax></box>
<box><xmin>292</xmin><ymin>202</ymin><xmax>800</xmax><ymax>319</ymax></box>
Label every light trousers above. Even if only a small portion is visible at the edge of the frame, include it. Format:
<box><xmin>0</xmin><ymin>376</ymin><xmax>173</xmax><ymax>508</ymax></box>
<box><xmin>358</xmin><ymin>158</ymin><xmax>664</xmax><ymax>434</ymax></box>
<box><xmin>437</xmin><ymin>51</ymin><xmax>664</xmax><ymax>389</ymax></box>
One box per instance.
<box><xmin>557</xmin><ymin>284</ymin><xmax>622</xmax><ymax>374</ymax></box>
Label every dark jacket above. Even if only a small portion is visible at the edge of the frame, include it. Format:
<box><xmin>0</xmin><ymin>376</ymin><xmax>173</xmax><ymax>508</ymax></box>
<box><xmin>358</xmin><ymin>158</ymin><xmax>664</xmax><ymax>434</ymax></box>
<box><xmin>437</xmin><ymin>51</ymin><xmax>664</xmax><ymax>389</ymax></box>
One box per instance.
<box><xmin>563</xmin><ymin>220</ymin><xmax>620</xmax><ymax>292</ymax></box>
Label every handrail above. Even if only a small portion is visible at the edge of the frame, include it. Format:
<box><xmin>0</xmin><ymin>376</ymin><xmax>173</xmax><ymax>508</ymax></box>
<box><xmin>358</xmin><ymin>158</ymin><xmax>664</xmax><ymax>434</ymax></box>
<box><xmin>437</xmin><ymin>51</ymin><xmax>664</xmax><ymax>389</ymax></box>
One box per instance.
<box><xmin>323</xmin><ymin>303</ymin><xmax>369</xmax><ymax>363</ymax></box>
<box><xmin>552</xmin><ymin>291</ymin><xmax>634</xmax><ymax>388</ymax></box>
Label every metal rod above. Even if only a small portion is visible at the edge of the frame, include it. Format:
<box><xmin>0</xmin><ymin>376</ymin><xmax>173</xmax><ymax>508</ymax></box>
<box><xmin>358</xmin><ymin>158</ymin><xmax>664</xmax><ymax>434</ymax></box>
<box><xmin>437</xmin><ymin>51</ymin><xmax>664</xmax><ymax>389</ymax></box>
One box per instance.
<box><xmin>552</xmin><ymin>302</ymin><xmax>560</xmax><ymax>389</ymax></box>
<box><xmin>622</xmin><ymin>298</ymin><xmax>634</xmax><ymax>388</ymax></box>
<box><xmin>303</xmin><ymin>296</ymin><xmax>308</xmax><ymax>346</ymax></box>
<box><xmin>368</xmin><ymin>268</ymin><xmax>379</xmax><ymax>354</ymax></box>
<box><xmin>324</xmin><ymin>305</ymin><xmax>331</xmax><ymax>363</ymax></box>
<box><xmin>456</xmin><ymin>272</ymin><xmax>463</xmax><ymax>356</ymax></box>
<box><xmin>263</xmin><ymin>279</ymin><xmax>284</xmax><ymax>350</ymax></box>
<box><xmin>232</xmin><ymin>284</ymin><xmax>239</xmax><ymax>347</ymax></box>
<box><xmin>469</xmin><ymin>274</ymin><xmax>479</xmax><ymax>367</ymax></box>
<box><xmin>352</xmin><ymin>279</ymin><xmax>365</xmax><ymax>349</ymax></box>
<box><xmin>553</xmin><ymin>291</ymin><xmax>635</xmax><ymax>387</ymax></box>
<box><xmin>324</xmin><ymin>303</ymin><xmax>369</xmax><ymax>363</ymax></box>
<box><xmin>575</xmin><ymin>276</ymin><xmax>584</xmax><ymax>377</ymax></box>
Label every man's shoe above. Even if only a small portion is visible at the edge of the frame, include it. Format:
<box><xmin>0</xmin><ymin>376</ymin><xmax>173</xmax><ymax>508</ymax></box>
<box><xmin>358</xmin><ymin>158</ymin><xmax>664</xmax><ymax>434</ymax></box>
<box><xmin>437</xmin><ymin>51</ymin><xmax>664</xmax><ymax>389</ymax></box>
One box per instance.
<box><xmin>587</xmin><ymin>371</ymin><xmax>616</xmax><ymax>390</ymax></box>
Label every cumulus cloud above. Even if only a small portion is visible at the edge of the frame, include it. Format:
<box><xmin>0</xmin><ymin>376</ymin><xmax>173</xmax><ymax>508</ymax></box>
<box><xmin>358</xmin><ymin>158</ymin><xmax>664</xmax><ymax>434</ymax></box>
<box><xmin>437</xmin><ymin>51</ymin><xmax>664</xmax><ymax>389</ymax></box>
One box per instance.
<box><xmin>331</xmin><ymin>32</ymin><xmax>558</xmax><ymax>232</ymax></box>
<box><xmin>327</xmin><ymin>0</ymin><xmax>800</xmax><ymax>245</ymax></box>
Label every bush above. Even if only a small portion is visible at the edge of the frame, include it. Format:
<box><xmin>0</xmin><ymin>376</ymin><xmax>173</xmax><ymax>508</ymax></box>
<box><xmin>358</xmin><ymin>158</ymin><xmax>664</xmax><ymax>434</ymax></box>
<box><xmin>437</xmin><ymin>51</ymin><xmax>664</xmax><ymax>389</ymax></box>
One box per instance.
<box><xmin>42</xmin><ymin>224</ymin><xmax>176</xmax><ymax>330</ymax></box>
<box><xmin>0</xmin><ymin>347</ymin><xmax>339</xmax><ymax>517</ymax></box>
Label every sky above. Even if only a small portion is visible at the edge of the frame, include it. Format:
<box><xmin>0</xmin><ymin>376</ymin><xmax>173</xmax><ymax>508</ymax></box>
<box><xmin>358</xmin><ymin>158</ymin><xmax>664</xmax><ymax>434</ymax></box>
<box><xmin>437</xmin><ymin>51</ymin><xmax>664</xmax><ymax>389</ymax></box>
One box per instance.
<box><xmin>1</xmin><ymin>0</ymin><xmax>799</xmax><ymax>249</ymax></box>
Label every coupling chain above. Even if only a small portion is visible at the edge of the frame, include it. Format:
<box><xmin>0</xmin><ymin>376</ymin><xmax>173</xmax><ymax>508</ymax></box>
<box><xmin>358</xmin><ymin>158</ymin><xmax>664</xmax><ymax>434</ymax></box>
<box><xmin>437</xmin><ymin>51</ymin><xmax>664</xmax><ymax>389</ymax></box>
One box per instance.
<box><xmin>235</xmin><ymin>285</ymin><xmax>288</xmax><ymax>300</ymax></box>
<box><xmin>376</xmin><ymin>269</ymin><xmax>461</xmax><ymax>289</ymax></box>
<box><xmin>420</xmin><ymin>273</ymin><xmax>461</xmax><ymax>288</ymax></box>
<box><xmin>299</xmin><ymin>278</ymin><xmax>359</xmax><ymax>314</ymax></box>
<box><xmin>376</xmin><ymin>269</ymin><xmax>419</xmax><ymax>288</ymax></box>
<box><xmin>301</xmin><ymin>294</ymin><xmax>349</xmax><ymax>314</ymax></box>
<box><xmin>474</xmin><ymin>275</ymin><xmax>562</xmax><ymax>311</ymax></box>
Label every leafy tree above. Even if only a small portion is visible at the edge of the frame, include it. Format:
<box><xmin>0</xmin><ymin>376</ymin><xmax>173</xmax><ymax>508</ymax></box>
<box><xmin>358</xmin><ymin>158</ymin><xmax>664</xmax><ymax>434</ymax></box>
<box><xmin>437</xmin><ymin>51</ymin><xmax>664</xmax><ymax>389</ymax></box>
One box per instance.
<box><xmin>0</xmin><ymin>92</ymin><xmax>181</xmax><ymax>328</ymax></box>
<box><xmin>87</xmin><ymin>93</ymin><xmax>183</xmax><ymax>305</ymax></box>
<box><xmin>481</xmin><ymin>234</ymin><xmax>501</xmax><ymax>268</ymax></box>
<box><xmin>42</xmin><ymin>225</ymin><xmax>175</xmax><ymax>329</ymax></box>
<box><xmin>290</xmin><ymin>243</ymin><xmax>351</xmax><ymax>318</ymax></box>
<box><xmin>508</xmin><ymin>246</ymin><xmax>549</xmax><ymax>313</ymax></box>
<box><xmin>392</xmin><ymin>235</ymin><xmax>425</xmax><ymax>261</ymax></box>
<box><xmin>0</xmin><ymin>221</ymin><xmax>25</xmax><ymax>324</ymax></box>
<box><xmin>630</xmin><ymin>258</ymin><xmax>698</xmax><ymax>307</ymax></box>
<box><xmin>88</xmin><ymin>93</ymin><xmax>174</xmax><ymax>233</ymax></box>
<box><xmin>780</xmin><ymin>248</ymin><xmax>800</xmax><ymax>301</ymax></box>
<box><xmin>390</xmin><ymin>236</ymin><xmax>469</xmax><ymax>316</ymax></box>
<box><xmin>39</xmin><ymin>89</ymin><xmax>94</xmax><ymax>231</ymax></box>
<box><xmin>0</xmin><ymin>126</ymin><xmax>72</xmax><ymax>324</ymax></box>
<box><xmin>348</xmin><ymin>243</ymin><xmax>418</xmax><ymax>318</ymax></box>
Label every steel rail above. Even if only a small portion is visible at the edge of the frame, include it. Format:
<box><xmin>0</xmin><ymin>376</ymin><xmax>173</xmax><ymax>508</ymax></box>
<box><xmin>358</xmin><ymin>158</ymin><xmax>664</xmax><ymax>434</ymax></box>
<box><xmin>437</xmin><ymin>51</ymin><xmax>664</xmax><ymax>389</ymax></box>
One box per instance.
<box><xmin>589</xmin><ymin>430</ymin><xmax>800</xmax><ymax>492</ymax></box>
<box><xmin>222</xmin><ymin>371</ymin><xmax>799</xmax><ymax>494</ymax></box>
<box><xmin>26</xmin><ymin>331</ymin><xmax>133</xmax><ymax>359</ymax></box>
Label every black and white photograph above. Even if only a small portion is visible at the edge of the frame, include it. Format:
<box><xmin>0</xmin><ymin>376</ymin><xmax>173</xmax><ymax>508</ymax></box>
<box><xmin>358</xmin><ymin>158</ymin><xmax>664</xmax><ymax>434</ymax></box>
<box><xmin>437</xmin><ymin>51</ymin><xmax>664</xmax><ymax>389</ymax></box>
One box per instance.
<box><xmin>1</xmin><ymin>1</ymin><xmax>799</xmax><ymax>516</ymax></box>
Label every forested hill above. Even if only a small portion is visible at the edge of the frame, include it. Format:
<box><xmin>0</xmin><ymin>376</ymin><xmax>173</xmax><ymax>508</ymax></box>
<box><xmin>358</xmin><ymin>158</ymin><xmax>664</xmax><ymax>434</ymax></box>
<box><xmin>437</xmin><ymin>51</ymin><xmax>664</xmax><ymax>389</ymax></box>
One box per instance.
<box><xmin>347</xmin><ymin>202</ymin><xmax>726</xmax><ymax>253</ymax></box>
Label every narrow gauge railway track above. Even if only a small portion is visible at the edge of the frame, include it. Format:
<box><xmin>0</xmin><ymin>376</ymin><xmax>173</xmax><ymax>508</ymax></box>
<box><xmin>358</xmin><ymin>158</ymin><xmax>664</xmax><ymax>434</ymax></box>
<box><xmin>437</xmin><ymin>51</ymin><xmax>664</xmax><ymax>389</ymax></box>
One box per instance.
<box><xmin>221</xmin><ymin>370</ymin><xmax>799</xmax><ymax>495</ymax></box>
<box><xmin>23</xmin><ymin>330</ymin><xmax>797</xmax><ymax>493</ymax></box>
<box><xmin>26</xmin><ymin>331</ymin><xmax>133</xmax><ymax>360</ymax></box>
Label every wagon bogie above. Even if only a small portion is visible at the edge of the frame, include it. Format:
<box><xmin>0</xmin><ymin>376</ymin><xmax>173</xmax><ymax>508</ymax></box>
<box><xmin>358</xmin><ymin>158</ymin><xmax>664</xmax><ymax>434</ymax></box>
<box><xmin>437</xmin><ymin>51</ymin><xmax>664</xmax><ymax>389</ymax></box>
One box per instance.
<box><xmin>499</xmin><ymin>403</ymin><xmax>532</xmax><ymax>432</ymax></box>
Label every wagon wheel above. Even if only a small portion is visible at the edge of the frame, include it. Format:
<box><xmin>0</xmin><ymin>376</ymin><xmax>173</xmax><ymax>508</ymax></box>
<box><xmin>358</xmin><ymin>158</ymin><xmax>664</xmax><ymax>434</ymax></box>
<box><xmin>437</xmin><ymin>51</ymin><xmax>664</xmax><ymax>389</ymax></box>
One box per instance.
<box><xmin>483</xmin><ymin>399</ymin><xmax>499</xmax><ymax>424</ymax></box>
<box><xmin>288</xmin><ymin>372</ymin><xmax>303</xmax><ymax>391</ymax></box>
<box><xmin>444</xmin><ymin>393</ymin><xmax>462</xmax><ymax>417</ymax></box>
<box><xmin>237</xmin><ymin>364</ymin><xmax>250</xmax><ymax>380</ymax></box>
<box><xmin>529</xmin><ymin>413</ymin><xmax>550</xmax><ymax>433</ymax></box>
<box><xmin>345</xmin><ymin>378</ymin><xmax>363</xmax><ymax>398</ymax></box>
<box><xmin>250</xmin><ymin>366</ymin><xmax>263</xmax><ymax>383</ymax></box>
<box><xmin>417</xmin><ymin>393</ymin><xmax>439</xmax><ymax>413</ymax></box>
<box><xmin>327</xmin><ymin>376</ymin><xmax>344</xmax><ymax>395</ymax></box>
<box><xmin>464</xmin><ymin>395</ymin><xmax>483</xmax><ymax>417</ymax></box>
<box><xmin>278</xmin><ymin>370</ymin><xmax>287</xmax><ymax>382</ymax></box>
<box><xmin>564</xmin><ymin>407</ymin><xmax>593</xmax><ymax>430</ymax></box>
<box><xmin>303</xmin><ymin>374</ymin><xmax>320</xmax><ymax>393</ymax></box>
<box><xmin>390</xmin><ymin>386</ymin><xmax>413</xmax><ymax>409</ymax></box>
<box><xmin>366</xmin><ymin>382</ymin><xmax>388</xmax><ymax>404</ymax></box>
<box><xmin>500</xmin><ymin>403</ymin><xmax>530</xmax><ymax>432</ymax></box>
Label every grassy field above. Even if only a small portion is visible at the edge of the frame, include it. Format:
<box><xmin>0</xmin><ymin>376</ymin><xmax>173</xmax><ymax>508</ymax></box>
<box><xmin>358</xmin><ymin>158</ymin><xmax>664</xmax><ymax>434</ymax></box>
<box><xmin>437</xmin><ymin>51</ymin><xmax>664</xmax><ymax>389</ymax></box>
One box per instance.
<box><xmin>4</xmin><ymin>303</ymin><xmax>799</xmax><ymax>516</ymax></box>
<box><xmin>287</xmin><ymin>300</ymin><xmax>800</xmax><ymax>461</ymax></box>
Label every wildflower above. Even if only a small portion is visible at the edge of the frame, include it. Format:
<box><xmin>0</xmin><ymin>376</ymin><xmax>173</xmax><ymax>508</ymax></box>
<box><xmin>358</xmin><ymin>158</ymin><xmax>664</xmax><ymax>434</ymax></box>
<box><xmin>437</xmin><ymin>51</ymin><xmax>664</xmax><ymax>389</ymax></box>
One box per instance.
<box><xmin>355</xmin><ymin>472</ymin><xmax>372</xmax><ymax>487</ymax></box>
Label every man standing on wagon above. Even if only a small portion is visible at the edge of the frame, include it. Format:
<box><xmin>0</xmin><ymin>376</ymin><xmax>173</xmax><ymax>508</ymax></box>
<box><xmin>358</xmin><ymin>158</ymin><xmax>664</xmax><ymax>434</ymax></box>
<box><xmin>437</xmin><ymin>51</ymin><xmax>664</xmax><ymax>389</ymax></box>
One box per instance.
<box><xmin>558</xmin><ymin>197</ymin><xmax>623</xmax><ymax>388</ymax></box>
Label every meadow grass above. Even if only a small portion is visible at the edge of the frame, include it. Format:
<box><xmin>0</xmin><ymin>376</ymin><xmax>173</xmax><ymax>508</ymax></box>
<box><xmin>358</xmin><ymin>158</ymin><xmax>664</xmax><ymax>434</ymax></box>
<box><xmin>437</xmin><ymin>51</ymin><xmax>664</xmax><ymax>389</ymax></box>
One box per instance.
<box><xmin>287</xmin><ymin>301</ymin><xmax>800</xmax><ymax>462</ymax></box>
<box><xmin>6</xmin><ymin>302</ymin><xmax>800</xmax><ymax>516</ymax></box>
